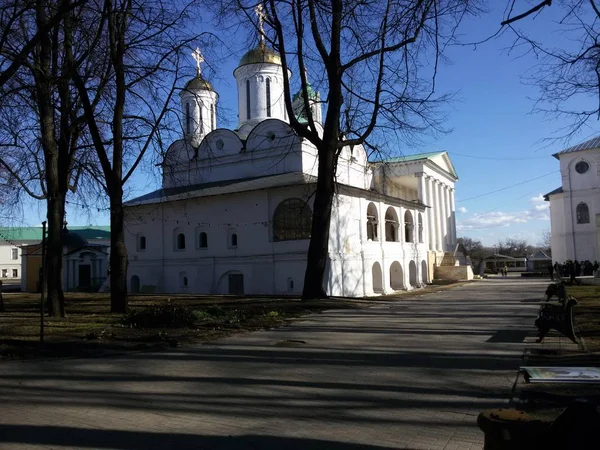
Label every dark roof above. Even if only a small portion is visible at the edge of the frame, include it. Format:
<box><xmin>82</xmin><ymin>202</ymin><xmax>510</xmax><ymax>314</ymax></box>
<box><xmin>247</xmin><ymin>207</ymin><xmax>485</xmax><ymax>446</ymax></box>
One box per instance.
<box><xmin>543</xmin><ymin>186</ymin><xmax>563</xmax><ymax>201</ymax></box>
<box><xmin>553</xmin><ymin>136</ymin><xmax>600</xmax><ymax>159</ymax></box>
<box><xmin>124</xmin><ymin>172</ymin><xmax>317</xmax><ymax>206</ymax></box>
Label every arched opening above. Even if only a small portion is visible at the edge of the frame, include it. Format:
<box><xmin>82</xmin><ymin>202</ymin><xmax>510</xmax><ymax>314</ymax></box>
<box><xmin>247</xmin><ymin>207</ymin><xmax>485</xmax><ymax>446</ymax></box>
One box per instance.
<box><xmin>385</xmin><ymin>207</ymin><xmax>399</xmax><ymax>242</ymax></box>
<box><xmin>372</xmin><ymin>262</ymin><xmax>383</xmax><ymax>293</ymax></box>
<box><xmin>418</xmin><ymin>213</ymin><xmax>424</xmax><ymax>243</ymax></box>
<box><xmin>421</xmin><ymin>260</ymin><xmax>428</xmax><ymax>284</ymax></box>
<box><xmin>404</xmin><ymin>210</ymin><xmax>414</xmax><ymax>243</ymax></box>
<box><xmin>231</xmin><ymin>233</ymin><xmax>238</xmax><ymax>247</ymax></box>
<box><xmin>246</xmin><ymin>79</ymin><xmax>251</xmax><ymax>120</ymax></box>
<box><xmin>367</xmin><ymin>203</ymin><xmax>379</xmax><ymax>241</ymax></box>
<box><xmin>179</xmin><ymin>271</ymin><xmax>188</xmax><ymax>289</ymax></box>
<box><xmin>409</xmin><ymin>261</ymin><xmax>418</xmax><ymax>287</ymax></box>
<box><xmin>176</xmin><ymin>233</ymin><xmax>186</xmax><ymax>250</ymax></box>
<box><xmin>577</xmin><ymin>202</ymin><xmax>590</xmax><ymax>224</ymax></box>
<box><xmin>199</xmin><ymin>232</ymin><xmax>208</xmax><ymax>248</ymax></box>
<box><xmin>130</xmin><ymin>275</ymin><xmax>140</xmax><ymax>294</ymax></box>
<box><xmin>390</xmin><ymin>261</ymin><xmax>404</xmax><ymax>290</ymax></box>
<box><xmin>273</xmin><ymin>198</ymin><xmax>312</xmax><ymax>241</ymax></box>
<box><xmin>211</xmin><ymin>103</ymin><xmax>215</xmax><ymax>130</ymax></box>
<box><xmin>199</xmin><ymin>104</ymin><xmax>204</xmax><ymax>134</ymax></box>
<box><xmin>185</xmin><ymin>102</ymin><xmax>191</xmax><ymax>133</ymax></box>
<box><xmin>266</xmin><ymin>78</ymin><xmax>271</xmax><ymax>117</ymax></box>
<box><xmin>138</xmin><ymin>235</ymin><xmax>146</xmax><ymax>251</ymax></box>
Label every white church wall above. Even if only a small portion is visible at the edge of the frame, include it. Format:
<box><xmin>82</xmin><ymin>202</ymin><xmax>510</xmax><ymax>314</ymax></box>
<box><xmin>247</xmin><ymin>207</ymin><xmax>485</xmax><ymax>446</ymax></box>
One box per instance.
<box><xmin>560</xmin><ymin>152</ymin><xmax>600</xmax><ymax>192</ymax></box>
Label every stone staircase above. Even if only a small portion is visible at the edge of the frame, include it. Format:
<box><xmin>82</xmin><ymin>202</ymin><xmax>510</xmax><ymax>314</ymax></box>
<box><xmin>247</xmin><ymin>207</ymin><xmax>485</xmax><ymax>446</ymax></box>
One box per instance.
<box><xmin>434</xmin><ymin>247</ymin><xmax>474</xmax><ymax>282</ymax></box>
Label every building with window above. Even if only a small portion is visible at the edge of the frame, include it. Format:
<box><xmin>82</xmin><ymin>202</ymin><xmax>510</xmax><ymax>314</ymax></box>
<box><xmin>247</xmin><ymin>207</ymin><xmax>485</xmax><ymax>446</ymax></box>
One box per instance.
<box><xmin>0</xmin><ymin>226</ymin><xmax>110</xmax><ymax>291</ymax></box>
<box><xmin>123</xmin><ymin>42</ymin><xmax>461</xmax><ymax>296</ymax></box>
<box><xmin>545</xmin><ymin>137</ymin><xmax>600</xmax><ymax>263</ymax></box>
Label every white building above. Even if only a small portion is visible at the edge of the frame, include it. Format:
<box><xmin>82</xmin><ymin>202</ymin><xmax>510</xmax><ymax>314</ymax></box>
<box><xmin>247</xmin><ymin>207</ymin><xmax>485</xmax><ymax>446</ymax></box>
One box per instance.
<box><xmin>545</xmin><ymin>137</ymin><xmax>600</xmax><ymax>263</ymax></box>
<box><xmin>123</xmin><ymin>43</ymin><xmax>461</xmax><ymax>297</ymax></box>
<box><xmin>0</xmin><ymin>226</ymin><xmax>110</xmax><ymax>291</ymax></box>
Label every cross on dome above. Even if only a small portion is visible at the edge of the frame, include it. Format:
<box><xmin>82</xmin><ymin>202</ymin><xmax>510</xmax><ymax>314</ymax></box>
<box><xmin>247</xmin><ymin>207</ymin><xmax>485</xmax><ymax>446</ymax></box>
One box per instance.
<box><xmin>255</xmin><ymin>3</ymin><xmax>266</xmax><ymax>45</ymax></box>
<box><xmin>192</xmin><ymin>47</ymin><xmax>204</xmax><ymax>76</ymax></box>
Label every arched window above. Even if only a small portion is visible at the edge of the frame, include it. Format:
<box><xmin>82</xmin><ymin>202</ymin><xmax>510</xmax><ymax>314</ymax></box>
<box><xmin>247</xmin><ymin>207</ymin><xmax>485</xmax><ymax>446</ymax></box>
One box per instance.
<box><xmin>385</xmin><ymin>207</ymin><xmax>398</xmax><ymax>242</ymax></box>
<box><xmin>199</xmin><ymin>232</ymin><xmax>208</xmax><ymax>248</ymax></box>
<box><xmin>404</xmin><ymin>210</ymin><xmax>414</xmax><ymax>243</ymax></box>
<box><xmin>230</xmin><ymin>232</ymin><xmax>238</xmax><ymax>248</ymax></box>
<box><xmin>211</xmin><ymin>104</ymin><xmax>215</xmax><ymax>130</ymax></box>
<box><xmin>176</xmin><ymin>232</ymin><xmax>186</xmax><ymax>250</ymax></box>
<box><xmin>273</xmin><ymin>198</ymin><xmax>312</xmax><ymax>241</ymax></box>
<box><xmin>185</xmin><ymin>102</ymin><xmax>191</xmax><ymax>133</ymax></box>
<box><xmin>179</xmin><ymin>271</ymin><xmax>188</xmax><ymax>288</ymax></box>
<box><xmin>367</xmin><ymin>203</ymin><xmax>379</xmax><ymax>241</ymax></box>
<box><xmin>246</xmin><ymin>79</ymin><xmax>251</xmax><ymax>120</ymax></box>
<box><xmin>266</xmin><ymin>78</ymin><xmax>271</xmax><ymax>117</ymax></box>
<box><xmin>199</xmin><ymin>103</ymin><xmax>203</xmax><ymax>134</ymax></box>
<box><xmin>138</xmin><ymin>235</ymin><xmax>146</xmax><ymax>251</ymax></box>
<box><xmin>577</xmin><ymin>202</ymin><xmax>590</xmax><ymax>224</ymax></box>
<box><xmin>418</xmin><ymin>213</ymin><xmax>423</xmax><ymax>243</ymax></box>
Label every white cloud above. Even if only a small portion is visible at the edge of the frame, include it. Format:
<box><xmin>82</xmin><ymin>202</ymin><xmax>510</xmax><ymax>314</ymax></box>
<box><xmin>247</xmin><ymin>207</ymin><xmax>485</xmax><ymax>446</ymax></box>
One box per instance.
<box><xmin>457</xmin><ymin>207</ymin><xmax>549</xmax><ymax>231</ymax></box>
<box><xmin>456</xmin><ymin>193</ymin><xmax>551</xmax><ymax>231</ymax></box>
<box><xmin>531</xmin><ymin>194</ymin><xmax>545</xmax><ymax>204</ymax></box>
<box><xmin>457</xmin><ymin>206</ymin><xmax>468</xmax><ymax>213</ymax></box>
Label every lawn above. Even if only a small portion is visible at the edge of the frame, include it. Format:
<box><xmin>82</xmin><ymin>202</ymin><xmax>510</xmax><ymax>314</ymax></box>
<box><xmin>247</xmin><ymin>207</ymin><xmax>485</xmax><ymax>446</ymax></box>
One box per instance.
<box><xmin>567</xmin><ymin>285</ymin><xmax>600</xmax><ymax>351</ymax></box>
<box><xmin>0</xmin><ymin>292</ymin><xmax>367</xmax><ymax>360</ymax></box>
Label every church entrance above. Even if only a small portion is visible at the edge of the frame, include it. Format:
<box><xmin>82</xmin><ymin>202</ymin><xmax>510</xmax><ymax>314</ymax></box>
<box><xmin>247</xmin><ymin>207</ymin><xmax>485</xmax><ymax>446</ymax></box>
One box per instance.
<box><xmin>79</xmin><ymin>264</ymin><xmax>91</xmax><ymax>290</ymax></box>
<box><xmin>372</xmin><ymin>262</ymin><xmax>383</xmax><ymax>293</ymax></box>
<box><xmin>409</xmin><ymin>261</ymin><xmax>418</xmax><ymax>288</ymax></box>
<box><xmin>131</xmin><ymin>275</ymin><xmax>140</xmax><ymax>294</ymax></box>
<box><xmin>228</xmin><ymin>273</ymin><xmax>244</xmax><ymax>295</ymax></box>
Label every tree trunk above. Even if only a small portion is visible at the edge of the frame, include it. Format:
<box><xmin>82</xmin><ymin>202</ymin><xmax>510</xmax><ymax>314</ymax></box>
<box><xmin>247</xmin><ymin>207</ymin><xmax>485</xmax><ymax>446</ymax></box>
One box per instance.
<box><xmin>109</xmin><ymin>185</ymin><xmax>128</xmax><ymax>313</ymax></box>
<box><xmin>46</xmin><ymin>192</ymin><xmax>65</xmax><ymax>317</ymax></box>
<box><xmin>302</xmin><ymin>144</ymin><xmax>337</xmax><ymax>300</ymax></box>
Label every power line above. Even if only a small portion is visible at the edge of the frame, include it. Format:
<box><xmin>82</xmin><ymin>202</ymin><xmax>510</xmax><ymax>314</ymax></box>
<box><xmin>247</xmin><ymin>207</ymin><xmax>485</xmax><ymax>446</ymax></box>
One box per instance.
<box><xmin>457</xmin><ymin>170</ymin><xmax>558</xmax><ymax>203</ymax></box>
<box><xmin>448</xmin><ymin>151</ymin><xmax>548</xmax><ymax>161</ymax></box>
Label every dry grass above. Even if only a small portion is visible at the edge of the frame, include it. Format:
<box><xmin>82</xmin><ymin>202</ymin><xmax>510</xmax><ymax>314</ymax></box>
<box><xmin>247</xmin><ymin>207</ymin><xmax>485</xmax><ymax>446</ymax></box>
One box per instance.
<box><xmin>0</xmin><ymin>292</ymin><xmax>367</xmax><ymax>360</ymax></box>
<box><xmin>567</xmin><ymin>285</ymin><xmax>600</xmax><ymax>352</ymax></box>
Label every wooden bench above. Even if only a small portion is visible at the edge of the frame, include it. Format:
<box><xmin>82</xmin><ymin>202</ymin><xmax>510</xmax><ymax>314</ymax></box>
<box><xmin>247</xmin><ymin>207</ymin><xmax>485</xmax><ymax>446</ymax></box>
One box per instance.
<box><xmin>535</xmin><ymin>295</ymin><xmax>578</xmax><ymax>343</ymax></box>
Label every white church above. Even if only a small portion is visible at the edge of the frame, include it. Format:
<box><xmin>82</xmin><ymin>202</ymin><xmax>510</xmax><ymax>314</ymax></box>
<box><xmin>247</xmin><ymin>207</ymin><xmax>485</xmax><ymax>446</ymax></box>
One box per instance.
<box><xmin>123</xmin><ymin>38</ymin><xmax>461</xmax><ymax>297</ymax></box>
<box><xmin>545</xmin><ymin>136</ymin><xmax>600</xmax><ymax>263</ymax></box>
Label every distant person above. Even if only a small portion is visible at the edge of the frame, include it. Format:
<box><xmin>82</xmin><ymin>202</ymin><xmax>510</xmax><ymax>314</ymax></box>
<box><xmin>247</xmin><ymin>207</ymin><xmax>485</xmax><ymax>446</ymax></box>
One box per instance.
<box><xmin>503</xmin><ymin>265</ymin><xmax>508</xmax><ymax>278</ymax></box>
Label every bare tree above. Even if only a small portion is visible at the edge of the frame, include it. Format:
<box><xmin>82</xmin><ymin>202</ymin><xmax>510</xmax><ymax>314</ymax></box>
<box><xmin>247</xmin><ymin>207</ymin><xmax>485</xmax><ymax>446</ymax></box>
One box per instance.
<box><xmin>500</xmin><ymin>0</ymin><xmax>599</xmax><ymax>138</ymax></box>
<box><xmin>71</xmin><ymin>0</ymin><xmax>200</xmax><ymax>312</ymax></box>
<box><xmin>0</xmin><ymin>0</ymin><xmax>102</xmax><ymax>316</ymax></box>
<box><xmin>538</xmin><ymin>229</ymin><xmax>552</xmax><ymax>255</ymax></box>
<box><xmin>211</xmin><ymin>0</ymin><xmax>477</xmax><ymax>299</ymax></box>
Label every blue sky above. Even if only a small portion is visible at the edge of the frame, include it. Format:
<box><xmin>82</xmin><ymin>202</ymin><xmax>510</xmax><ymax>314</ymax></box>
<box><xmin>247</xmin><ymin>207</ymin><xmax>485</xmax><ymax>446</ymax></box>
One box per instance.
<box><xmin>39</xmin><ymin>3</ymin><xmax>597</xmax><ymax>248</ymax></box>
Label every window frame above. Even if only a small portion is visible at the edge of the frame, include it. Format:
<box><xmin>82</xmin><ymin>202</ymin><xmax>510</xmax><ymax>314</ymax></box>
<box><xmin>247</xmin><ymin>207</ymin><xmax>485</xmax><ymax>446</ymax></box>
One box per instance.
<box><xmin>576</xmin><ymin>202</ymin><xmax>590</xmax><ymax>224</ymax></box>
<box><xmin>273</xmin><ymin>198</ymin><xmax>312</xmax><ymax>242</ymax></box>
<box><xmin>11</xmin><ymin>248</ymin><xmax>18</xmax><ymax>260</ymax></box>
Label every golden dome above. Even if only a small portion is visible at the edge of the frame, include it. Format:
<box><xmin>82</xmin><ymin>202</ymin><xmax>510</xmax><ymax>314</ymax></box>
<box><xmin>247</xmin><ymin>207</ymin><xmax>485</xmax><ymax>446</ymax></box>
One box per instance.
<box><xmin>238</xmin><ymin>43</ymin><xmax>281</xmax><ymax>67</ymax></box>
<box><xmin>183</xmin><ymin>75</ymin><xmax>213</xmax><ymax>92</ymax></box>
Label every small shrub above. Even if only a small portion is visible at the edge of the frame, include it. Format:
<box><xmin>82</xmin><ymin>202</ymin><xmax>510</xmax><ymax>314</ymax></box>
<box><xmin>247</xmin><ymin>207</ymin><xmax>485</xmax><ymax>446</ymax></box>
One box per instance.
<box><xmin>266</xmin><ymin>311</ymin><xmax>279</xmax><ymax>318</ymax></box>
<box><xmin>122</xmin><ymin>300</ymin><xmax>196</xmax><ymax>328</ymax></box>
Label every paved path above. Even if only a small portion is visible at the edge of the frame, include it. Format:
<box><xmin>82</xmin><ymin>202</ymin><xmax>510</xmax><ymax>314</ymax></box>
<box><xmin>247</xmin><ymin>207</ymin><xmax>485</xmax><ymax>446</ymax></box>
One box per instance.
<box><xmin>0</xmin><ymin>278</ymin><xmax>548</xmax><ymax>450</ymax></box>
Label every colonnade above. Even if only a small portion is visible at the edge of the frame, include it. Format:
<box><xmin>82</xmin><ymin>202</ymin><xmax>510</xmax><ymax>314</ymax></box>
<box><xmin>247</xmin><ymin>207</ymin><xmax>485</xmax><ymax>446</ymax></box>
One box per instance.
<box><xmin>416</xmin><ymin>172</ymin><xmax>456</xmax><ymax>252</ymax></box>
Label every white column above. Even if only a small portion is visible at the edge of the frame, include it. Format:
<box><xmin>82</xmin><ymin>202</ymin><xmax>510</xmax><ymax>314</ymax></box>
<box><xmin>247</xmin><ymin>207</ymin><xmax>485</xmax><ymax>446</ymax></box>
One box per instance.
<box><xmin>444</xmin><ymin>185</ymin><xmax>451</xmax><ymax>250</ymax></box>
<box><xmin>449</xmin><ymin>188</ymin><xmax>456</xmax><ymax>246</ymax></box>
<box><xmin>433</xmin><ymin>180</ymin><xmax>442</xmax><ymax>251</ymax></box>
<box><xmin>425</xmin><ymin>176</ymin><xmax>434</xmax><ymax>250</ymax></box>
<box><xmin>416</xmin><ymin>173</ymin><xmax>426</xmax><ymax>247</ymax></box>
<box><xmin>439</xmin><ymin>183</ymin><xmax>447</xmax><ymax>252</ymax></box>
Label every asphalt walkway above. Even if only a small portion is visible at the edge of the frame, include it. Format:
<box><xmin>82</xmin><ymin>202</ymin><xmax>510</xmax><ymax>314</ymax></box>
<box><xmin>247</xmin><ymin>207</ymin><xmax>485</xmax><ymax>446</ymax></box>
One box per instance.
<box><xmin>0</xmin><ymin>277</ymin><xmax>549</xmax><ymax>449</ymax></box>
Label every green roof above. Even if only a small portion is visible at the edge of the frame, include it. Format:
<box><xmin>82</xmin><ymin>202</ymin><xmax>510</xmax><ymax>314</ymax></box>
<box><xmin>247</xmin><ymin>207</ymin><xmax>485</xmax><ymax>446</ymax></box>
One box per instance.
<box><xmin>380</xmin><ymin>151</ymin><xmax>447</xmax><ymax>163</ymax></box>
<box><xmin>0</xmin><ymin>226</ymin><xmax>110</xmax><ymax>243</ymax></box>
